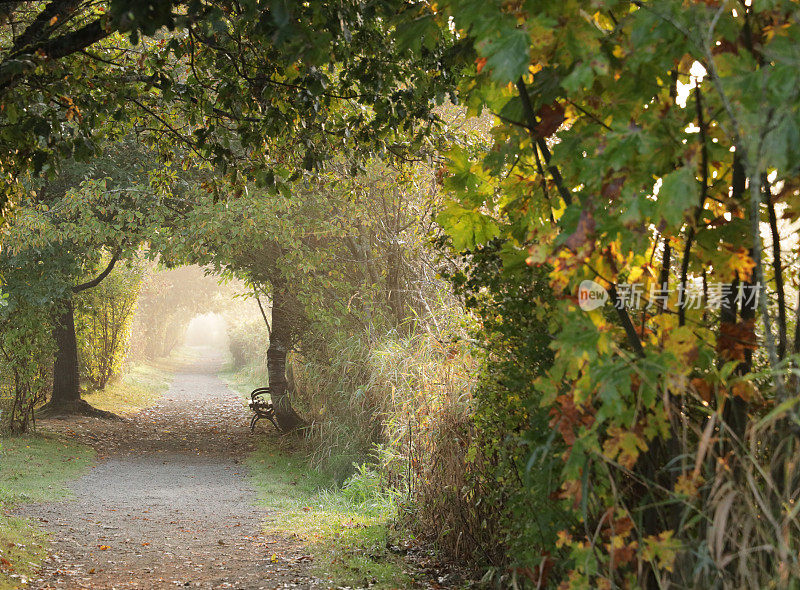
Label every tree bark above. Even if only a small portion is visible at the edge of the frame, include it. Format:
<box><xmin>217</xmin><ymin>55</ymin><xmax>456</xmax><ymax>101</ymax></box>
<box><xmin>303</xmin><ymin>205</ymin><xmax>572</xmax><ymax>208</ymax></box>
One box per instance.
<box><xmin>51</xmin><ymin>298</ymin><xmax>81</xmax><ymax>406</ymax></box>
<box><xmin>766</xmin><ymin>182</ymin><xmax>787</xmax><ymax>360</ymax></box>
<box><xmin>267</xmin><ymin>286</ymin><xmax>304</xmax><ymax>432</ymax></box>
<box><xmin>40</xmin><ymin>255</ymin><xmax>121</xmax><ymax>418</ymax></box>
<box><xmin>719</xmin><ymin>157</ymin><xmax>748</xmax><ymax>436</ymax></box>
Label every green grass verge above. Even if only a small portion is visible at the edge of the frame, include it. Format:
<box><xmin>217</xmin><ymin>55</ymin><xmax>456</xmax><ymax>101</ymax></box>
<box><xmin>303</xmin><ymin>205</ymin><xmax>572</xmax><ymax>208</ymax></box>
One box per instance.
<box><xmin>247</xmin><ymin>440</ymin><xmax>412</xmax><ymax>589</ymax></box>
<box><xmin>222</xmin><ymin>365</ymin><xmax>412</xmax><ymax>588</ymax></box>
<box><xmin>82</xmin><ymin>359</ymin><xmax>175</xmax><ymax>415</ymax></box>
<box><xmin>0</xmin><ymin>434</ymin><xmax>94</xmax><ymax>589</ymax></box>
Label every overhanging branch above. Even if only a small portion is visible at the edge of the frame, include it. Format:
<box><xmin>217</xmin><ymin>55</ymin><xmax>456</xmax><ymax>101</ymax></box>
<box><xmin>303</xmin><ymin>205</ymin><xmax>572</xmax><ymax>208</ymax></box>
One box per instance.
<box><xmin>73</xmin><ymin>251</ymin><xmax>119</xmax><ymax>293</ymax></box>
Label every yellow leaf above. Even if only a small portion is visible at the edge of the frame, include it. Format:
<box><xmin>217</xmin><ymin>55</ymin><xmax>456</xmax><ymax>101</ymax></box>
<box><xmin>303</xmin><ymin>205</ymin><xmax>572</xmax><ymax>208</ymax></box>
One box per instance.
<box><xmin>663</xmin><ymin>326</ymin><xmax>698</xmax><ymax>374</ymax></box>
<box><xmin>642</xmin><ymin>531</ymin><xmax>680</xmax><ymax>573</ymax></box>
<box><xmin>674</xmin><ymin>473</ymin><xmax>703</xmax><ymax>498</ymax></box>
<box><xmin>603</xmin><ymin>427</ymin><xmax>648</xmax><ymax>469</ymax></box>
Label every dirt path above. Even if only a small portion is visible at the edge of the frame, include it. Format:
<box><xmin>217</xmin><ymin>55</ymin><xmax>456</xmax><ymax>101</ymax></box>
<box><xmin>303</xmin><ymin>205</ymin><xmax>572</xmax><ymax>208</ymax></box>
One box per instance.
<box><xmin>19</xmin><ymin>349</ymin><xmax>321</xmax><ymax>590</ymax></box>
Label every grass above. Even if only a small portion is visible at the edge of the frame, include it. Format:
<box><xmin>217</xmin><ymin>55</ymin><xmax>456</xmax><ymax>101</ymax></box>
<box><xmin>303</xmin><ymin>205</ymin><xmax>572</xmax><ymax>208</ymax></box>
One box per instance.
<box><xmin>82</xmin><ymin>358</ymin><xmax>175</xmax><ymax>415</ymax></box>
<box><xmin>218</xmin><ymin>362</ymin><xmax>259</xmax><ymax>402</ymax></box>
<box><xmin>222</xmin><ymin>366</ymin><xmax>413</xmax><ymax>588</ymax></box>
<box><xmin>0</xmin><ymin>354</ymin><xmax>174</xmax><ymax>588</ymax></box>
<box><xmin>246</xmin><ymin>439</ymin><xmax>412</xmax><ymax>589</ymax></box>
<box><xmin>0</xmin><ymin>434</ymin><xmax>94</xmax><ymax>589</ymax></box>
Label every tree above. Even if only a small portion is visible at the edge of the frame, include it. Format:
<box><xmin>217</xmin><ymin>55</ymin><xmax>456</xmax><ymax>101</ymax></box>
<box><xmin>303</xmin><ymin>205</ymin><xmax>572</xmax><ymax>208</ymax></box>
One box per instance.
<box><xmin>48</xmin><ymin>253</ymin><xmax>121</xmax><ymax>415</ymax></box>
<box><xmin>0</xmin><ymin>1</ymin><xmax>200</xmax><ymax>215</ymax></box>
<box><xmin>76</xmin><ymin>258</ymin><xmax>144</xmax><ymax>390</ymax></box>
<box><xmin>427</xmin><ymin>0</ymin><xmax>800</xmax><ymax>585</ymax></box>
<box><xmin>2</xmin><ymin>140</ymin><xmax>174</xmax><ymax>416</ymax></box>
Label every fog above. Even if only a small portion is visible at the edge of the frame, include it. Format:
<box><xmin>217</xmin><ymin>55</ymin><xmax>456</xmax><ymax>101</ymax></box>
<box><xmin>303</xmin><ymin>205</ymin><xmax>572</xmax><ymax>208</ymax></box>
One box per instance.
<box><xmin>127</xmin><ymin>264</ymin><xmax>264</xmax><ymax>362</ymax></box>
<box><xmin>184</xmin><ymin>312</ymin><xmax>229</xmax><ymax>352</ymax></box>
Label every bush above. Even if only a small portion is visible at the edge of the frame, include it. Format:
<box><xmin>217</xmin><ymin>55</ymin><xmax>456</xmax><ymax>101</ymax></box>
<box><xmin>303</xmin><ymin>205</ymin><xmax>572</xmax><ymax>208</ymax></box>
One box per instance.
<box><xmin>0</xmin><ymin>252</ymin><xmax>57</xmax><ymax>433</ymax></box>
<box><xmin>75</xmin><ymin>259</ymin><xmax>144</xmax><ymax>390</ymax></box>
<box><xmin>416</xmin><ymin>239</ymin><xmax>573</xmax><ymax>583</ymax></box>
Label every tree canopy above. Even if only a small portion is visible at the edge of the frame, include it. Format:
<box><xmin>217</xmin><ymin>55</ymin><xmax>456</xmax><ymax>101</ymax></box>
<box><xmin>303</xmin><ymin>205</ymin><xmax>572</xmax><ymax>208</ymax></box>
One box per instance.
<box><xmin>2</xmin><ymin>0</ymin><xmax>800</xmax><ymax>587</ymax></box>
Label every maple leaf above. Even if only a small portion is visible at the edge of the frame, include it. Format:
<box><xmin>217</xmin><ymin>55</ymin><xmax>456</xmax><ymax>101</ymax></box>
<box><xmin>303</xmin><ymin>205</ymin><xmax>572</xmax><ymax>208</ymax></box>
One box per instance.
<box><xmin>557</xmin><ymin>478</ymin><xmax>582</xmax><ymax>509</ymax></box>
<box><xmin>642</xmin><ymin>531</ymin><xmax>680</xmax><ymax>573</ymax></box>
<box><xmin>663</xmin><ymin>326</ymin><xmax>699</xmax><ymax>373</ymax></box>
<box><xmin>717</xmin><ymin>320</ymin><xmax>755</xmax><ymax>362</ymax></box>
<box><xmin>725</xmin><ymin>247</ymin><xmax>755</xmax><ymax>282</ymax></box>
<box><xmin>691</xmin><ymin>377</ymin><xmax>713</xmax><ymax>403</ymax></box>
<box><xmin>674</xmin><ymin>473</ymin><xmax>703</xmax><ymax>498</ymax></box>
<box><xmin>563</xmin><ymin>207</ymin><xmax>595</xmax><ymax>254</ymax></box>
<box><xmin>731</xmin><ymin>380</ymin><xmax>756</xmax><ymax>402</ymax></box>
<box><xmin>603</xmin><ymin>426</ymin><xmax>648</xmax><ymax>469</ymax></box>
<box><xmin>549</xmin><ymin>394</ymin><xmax>595</xmax><ymax>447</ymax></box>
<box><xmin>601</xmin><ymin>514</ymin><xmax>634</xmax><ymax>539</ymax></box>
<box><xmin>605</xmin><ymin>539</ymin><xmax>637</xmax><ymax>569</ymax></box>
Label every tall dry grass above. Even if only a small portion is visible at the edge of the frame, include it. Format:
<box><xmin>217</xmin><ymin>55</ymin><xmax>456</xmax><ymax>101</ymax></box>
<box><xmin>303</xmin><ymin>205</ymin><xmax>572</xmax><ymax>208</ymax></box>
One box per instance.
<box><xmin>290</xmin><ymin>319</ymin><xmax>478</xmax><ymax>478</ymax></box>
<box><xmin>288</xmin><ymin>322</ymin><xmax>489</xmax><ymax>561</ymax></box>
<box><xmin>665</xmin><ymin>390</ymin><xmax>800</xmax><ymax>588</ymax></box>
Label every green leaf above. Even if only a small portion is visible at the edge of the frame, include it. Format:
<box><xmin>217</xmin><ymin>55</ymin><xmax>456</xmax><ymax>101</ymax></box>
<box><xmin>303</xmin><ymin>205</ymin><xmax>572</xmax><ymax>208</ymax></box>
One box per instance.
<box><xmin>655</xmin><ymin>166</ymin><xmax>697</xmax><ymax>228</ymax></box>
<box><xmin>436</xmin><ymin>204</ymin><xmax>500</xmax><ymax>250</ymax></box>
<box><xmin>480</xmin><ymin>28</ymin><xmax>530</xmax><ymax>83</ymax></box>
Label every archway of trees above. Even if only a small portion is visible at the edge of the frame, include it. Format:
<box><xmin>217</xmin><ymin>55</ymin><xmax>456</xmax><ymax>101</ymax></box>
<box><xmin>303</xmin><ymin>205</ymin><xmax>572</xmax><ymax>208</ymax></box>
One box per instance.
<box><xmin>0</xmin><ymin>141</ymin><xmax>440</xmax><ymax>434</ymax></box>
<box><xmin>3</xmin><ymin>1</ymin><xmax>800</xmax><ymax>586</ymax></box>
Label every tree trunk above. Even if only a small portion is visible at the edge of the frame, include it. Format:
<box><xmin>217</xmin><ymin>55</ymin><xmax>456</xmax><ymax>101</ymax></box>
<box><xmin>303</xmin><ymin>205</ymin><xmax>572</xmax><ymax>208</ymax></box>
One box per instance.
<box><xmin>51</xmin><ymin>298</ymin><xmax>81</xmax><ymax>406</ymax></box>
<box><xmin>267</xmin><ymin>287</ymin><xmax>304</xmax><ymax>432</ymax></box>
<box><xmin>40</xmin><ymin>297</ymin><xmax>118</xmax><ymax>418</ymax></box>
<box><xmin>720</xmin><ymin>156</ymin><xmax>748</xmax><ymax>437</ymax></box>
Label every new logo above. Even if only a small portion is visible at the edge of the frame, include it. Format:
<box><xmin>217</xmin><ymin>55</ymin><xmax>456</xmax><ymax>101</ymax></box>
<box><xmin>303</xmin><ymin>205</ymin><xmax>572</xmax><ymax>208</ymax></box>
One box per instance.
<box><xmin>578</xmin><ymin>280</ymin><xmax>608</xmax><ymax>311</ymax></box>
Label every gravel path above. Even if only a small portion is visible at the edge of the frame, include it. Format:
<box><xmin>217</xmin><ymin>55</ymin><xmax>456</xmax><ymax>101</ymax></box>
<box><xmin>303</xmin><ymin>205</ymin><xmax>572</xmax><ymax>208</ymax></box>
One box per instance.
<box><xmin>19</xmin><ymin>348</ymin><xmax>320</xmax><ymax>590</ymax></box>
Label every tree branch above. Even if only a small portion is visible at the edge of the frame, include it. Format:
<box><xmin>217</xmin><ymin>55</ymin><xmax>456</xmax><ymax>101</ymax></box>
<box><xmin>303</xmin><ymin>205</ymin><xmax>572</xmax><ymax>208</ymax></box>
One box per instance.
<box><xmin>765</xmin><ymin>175</ymin><xmax>787</xmax><ymax>359</ymax></box>
<box><xmin>11</xmin><ymin>0</ymin><xmax>78</xmax><ymax>54</ymax></box>
<box><xmin>515</xmin><ymin>77</ymin><xmax>573</xmax><ymax>206</ymax></box>
<box><xmin>254</xmin><ymin>289</ymin><xmax>272</xmax><ymax>338</ymax></box>
<box><xmin>679</xmin><ymin>85</ymin><xmax>710</xmax><ymax>326</ymax></box>
<box><xmin>608</xmin><ymin>285</ymin><xmax>646</xmax><ymax>358</ymax></box>
<box><xmin>0</xmin><ymin>18</ymin><xmax>108</xmax><ymax>92</ymax></box>
<box><xmin>73</xmin><ymin>252</ymin><xmax>119</xmax><ymax>293</ymax></box>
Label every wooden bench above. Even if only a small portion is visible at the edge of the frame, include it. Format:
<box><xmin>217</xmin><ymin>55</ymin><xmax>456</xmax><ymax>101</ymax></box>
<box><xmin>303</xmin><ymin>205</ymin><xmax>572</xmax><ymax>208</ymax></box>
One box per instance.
<box><xmin>248</xmin><ymin>387</ymin><xmax>281</xmax><ymax>432</ymax></box>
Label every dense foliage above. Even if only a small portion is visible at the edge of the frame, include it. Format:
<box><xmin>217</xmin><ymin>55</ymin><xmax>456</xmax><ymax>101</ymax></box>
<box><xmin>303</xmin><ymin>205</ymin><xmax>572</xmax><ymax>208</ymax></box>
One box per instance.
<box><xmin>425</xmin><ymin>0</ymin><xmax>800</xmax><ymax>586</ymax></box>
<box><xmin>439</xmin><ymin>241</ymin><xmax>571</xmax><ymax>584</ymax></box>
<box><xmin>76</xmin><ymin>258</ymin><xmax>144</xmax><ymax>389</ymax></box>
<box><xmin>2</xmin><ymin>0</ymin><xmax>800</xmax><ymax>587</ymax></box>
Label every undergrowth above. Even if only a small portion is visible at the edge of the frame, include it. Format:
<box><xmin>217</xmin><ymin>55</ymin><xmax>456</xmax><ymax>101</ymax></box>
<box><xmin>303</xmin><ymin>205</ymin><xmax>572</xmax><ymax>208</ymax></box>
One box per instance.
<box><xmin>222</xmin><ymin>366</ymin><xmax>417</xmax><ymax>588</ymax></box>
<box><xmin>221</xmin><ymin>300</ymin><xmax>480</xmax><ymax>579</ymax></box>
<box><xmin>246</xmin><ymin>437</ymin><xmax>411</xmax><ymax>589</ymax></box>
<box><xmin>0</xmin><ymin>434</ymin><xmax>94</xmax><ymax>589</ymax></box>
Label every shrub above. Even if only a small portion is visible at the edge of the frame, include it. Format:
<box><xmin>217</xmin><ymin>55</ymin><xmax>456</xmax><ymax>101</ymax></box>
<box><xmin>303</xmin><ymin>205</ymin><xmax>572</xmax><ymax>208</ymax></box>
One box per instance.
<box><xmin>75</xmin><ymin>259</ymin><xmax>144</xmax><ymax>390</ymax></box>
<box><xmin>418</xmin><ymin>239</ymin><xmax>573</xmax><ymax>583</ymax></box>
<box><xmin>0</xmin><ymin>251</ymin><xmax>57</xmax><ymax>433</ymax></box>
